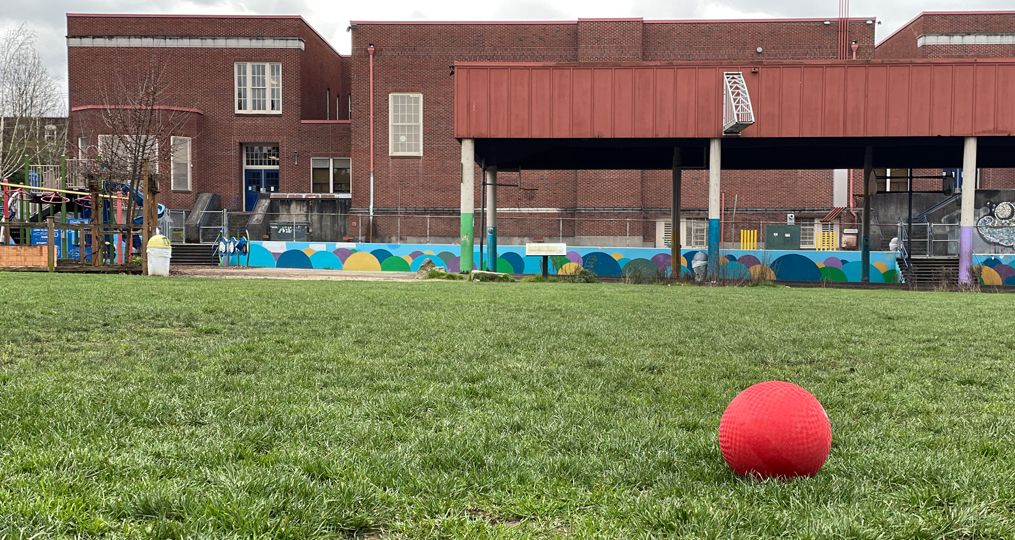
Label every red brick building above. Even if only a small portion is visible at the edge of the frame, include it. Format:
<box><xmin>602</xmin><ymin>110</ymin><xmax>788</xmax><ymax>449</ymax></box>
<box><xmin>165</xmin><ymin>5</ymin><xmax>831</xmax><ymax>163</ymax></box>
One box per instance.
<box><xmin>65</xmin><ymin>11</ymin><xmax>1015</xmax><ymax>247</ymax></box>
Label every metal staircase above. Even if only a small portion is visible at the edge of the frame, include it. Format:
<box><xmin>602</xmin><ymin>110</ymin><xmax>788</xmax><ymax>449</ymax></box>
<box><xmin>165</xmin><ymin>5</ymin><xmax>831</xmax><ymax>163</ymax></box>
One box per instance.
<box><xmin>723</xmin><ymin>72</ymin><xmax>755</xmax><ymax>135</ymax></box>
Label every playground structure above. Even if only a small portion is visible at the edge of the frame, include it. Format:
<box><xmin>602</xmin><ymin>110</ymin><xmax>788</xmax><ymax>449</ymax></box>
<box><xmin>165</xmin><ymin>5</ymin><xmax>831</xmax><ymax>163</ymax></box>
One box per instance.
<box><xmin>0</xmin><ymin>155</ymin><xmax>168</xmax><ymax>272</ymax></box>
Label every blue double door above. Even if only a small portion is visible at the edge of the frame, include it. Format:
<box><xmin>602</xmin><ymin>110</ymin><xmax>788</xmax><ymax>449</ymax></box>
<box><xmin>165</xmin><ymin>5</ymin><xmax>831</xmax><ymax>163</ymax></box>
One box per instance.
<box><xmin>244</xmin><ymin>169</ymin><xmax>279</xmax><ymax>211</ymax></box>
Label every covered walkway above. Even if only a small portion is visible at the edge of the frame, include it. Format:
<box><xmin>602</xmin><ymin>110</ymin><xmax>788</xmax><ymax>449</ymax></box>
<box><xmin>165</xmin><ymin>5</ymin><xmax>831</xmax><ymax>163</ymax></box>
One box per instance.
<box><xmin>454</xmin><ymin>59</ymin><xmax>1015</xmax><ymax>283</ymax></box>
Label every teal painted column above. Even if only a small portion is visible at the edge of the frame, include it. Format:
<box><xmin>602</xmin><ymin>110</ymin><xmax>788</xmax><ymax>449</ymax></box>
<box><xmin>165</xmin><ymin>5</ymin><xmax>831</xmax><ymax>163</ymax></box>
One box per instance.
<box><xmin>459</xmin><ymin>138</ymin><xmax>475</xmax><ymax>273</ymax></box>
<box><xmin>485</xmin><ymin>166</ymin><xmax>497</xmax><ymax>272</ymax></box>
<box><xmin>708</xmin><ymin>139</ymin><xmax>721</xmax><ymax>277</ymax></box>
<box><xmin>860</xmin><ymin>147</ymin><xmax>873</xmax><ymax>283</ymax></box>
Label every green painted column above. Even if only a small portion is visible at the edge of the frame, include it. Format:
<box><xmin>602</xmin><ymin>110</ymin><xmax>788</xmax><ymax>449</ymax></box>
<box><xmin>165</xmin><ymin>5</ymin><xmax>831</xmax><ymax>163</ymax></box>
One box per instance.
<box><xmin>459</xmin><ymin>138</ymin><xmax>475</xmax><ymax>273</ymax></box>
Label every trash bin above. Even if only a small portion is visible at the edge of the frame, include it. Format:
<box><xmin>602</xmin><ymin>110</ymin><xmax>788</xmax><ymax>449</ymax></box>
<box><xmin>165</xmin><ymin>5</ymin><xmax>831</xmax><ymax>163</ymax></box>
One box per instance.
<box><xmin>692</xmin><ymin>252</ymin><xmax>708</xmax><ymax>282</ymax></box>
<box><xmin>146</xmin><ymin>235</ymin><xmax>172</xmax><ymax>276</ymax></box>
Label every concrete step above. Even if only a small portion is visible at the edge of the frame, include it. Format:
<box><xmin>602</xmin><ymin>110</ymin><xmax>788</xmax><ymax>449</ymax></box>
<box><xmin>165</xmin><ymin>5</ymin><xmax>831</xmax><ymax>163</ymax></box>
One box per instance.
<box><xmin>171</xmin><ymin>243</ymin><xmax>218</xmax><ymax>266</ymax></box>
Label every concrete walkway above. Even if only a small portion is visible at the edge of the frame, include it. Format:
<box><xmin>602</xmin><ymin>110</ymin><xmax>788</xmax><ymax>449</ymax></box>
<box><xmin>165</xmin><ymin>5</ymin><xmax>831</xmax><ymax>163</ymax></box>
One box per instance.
<box><xmin>171</xmin><ymin>266</ymin><xmax>419</xmax><ymax>282</ymax></box>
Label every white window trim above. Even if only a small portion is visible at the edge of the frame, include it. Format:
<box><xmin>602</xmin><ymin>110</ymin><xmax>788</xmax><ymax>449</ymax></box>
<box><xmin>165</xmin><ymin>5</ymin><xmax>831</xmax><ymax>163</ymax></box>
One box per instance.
<box><xmin>235</xmin><ymin>62</ymin><xmax>282</xmax><ymax>115</ymax></box>
<box><xmin>171</xmin><ymin>136</ymin><xmax>192</xmax><ymax>192</ymax></box>
<box><xmin>97</xmin><ymin>134</ymin><xmax>159</xmax><ymax>173</ymax></box>
<box><xmin>389</xmin><ymin>93</ymin><xmax>423</xmax><ymax>157</ymax></box>
<box><xmin>680</xmin><ymin>218</ymin><xmax>707</xmax><ymax>249</ymax></box>
<box><xmin>798</xmin><ymin>217</ymin><xmax>817</xmax><ymax>248</ymax></box>
<box><xmin>310</xmin><ymin>157</ymin><xmax>352</xmax><ymax>198</ymax></box>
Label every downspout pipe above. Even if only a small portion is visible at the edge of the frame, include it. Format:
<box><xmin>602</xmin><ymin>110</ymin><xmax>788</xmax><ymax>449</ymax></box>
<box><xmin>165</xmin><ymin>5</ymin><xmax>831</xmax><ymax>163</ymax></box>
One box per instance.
<box><xmin>368</xmin><ymin>44</ymin><xmax>375</xmax><ymax>243</ymax></box>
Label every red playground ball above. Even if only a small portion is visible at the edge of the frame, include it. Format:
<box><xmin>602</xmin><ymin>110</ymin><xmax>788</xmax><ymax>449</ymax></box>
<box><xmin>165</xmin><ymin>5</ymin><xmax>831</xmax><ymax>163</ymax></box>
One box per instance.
<box><xmin>719</xmin><ymin>381</ymin><xmax>832</xmax><ymax>479</ymax></box>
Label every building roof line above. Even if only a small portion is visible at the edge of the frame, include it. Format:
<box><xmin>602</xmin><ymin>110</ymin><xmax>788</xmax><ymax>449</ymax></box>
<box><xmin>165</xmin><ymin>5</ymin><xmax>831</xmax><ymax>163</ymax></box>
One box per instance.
<box><xmin>350</xmin><ymin>17</ymin><xmax>875</xmax><ymax>26</ymax></box>
<box><xmin>70</xmin><ymin>104</ymin><xmax>204</xmax><ymax>115</ymax></box>
<box><xmin>65</xmin><ymin>13</ymin><xmax>347</xmax><ymax>57</ymax></box>
<box><xmin>876</xmin><ymin>10</ymin><xmax>1015</xmax><ymax>48</ymax></box>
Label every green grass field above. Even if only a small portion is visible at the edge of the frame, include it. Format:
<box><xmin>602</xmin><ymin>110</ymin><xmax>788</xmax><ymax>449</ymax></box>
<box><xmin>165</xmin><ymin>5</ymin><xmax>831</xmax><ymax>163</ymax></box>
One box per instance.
<box><xmin>1</xmin><ymin>274</ymin><xmax>1013</xmax><ymax>539</ymax></box>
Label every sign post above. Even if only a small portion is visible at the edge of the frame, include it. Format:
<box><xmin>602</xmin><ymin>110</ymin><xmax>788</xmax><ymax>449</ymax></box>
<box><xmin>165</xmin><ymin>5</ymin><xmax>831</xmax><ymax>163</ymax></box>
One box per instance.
<box><xmin>525</xmin><ymin>243</ymin><xmax>567</xmax><ymax>278</ymax></box>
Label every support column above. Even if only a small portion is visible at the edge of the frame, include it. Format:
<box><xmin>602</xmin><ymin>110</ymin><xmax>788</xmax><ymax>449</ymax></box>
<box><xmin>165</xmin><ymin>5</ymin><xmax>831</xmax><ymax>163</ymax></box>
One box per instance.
<box><xmin>959</xmin><ymin>136</ymin><xmax>977</xmax><ymax>284</ymax></box>
<box><xmin>708</xmin><ymin>139</ymin><xmax>721</xmax><ymax>277</ymax></box>
<box><xmin>861</xmin><ymin>147</ymin><xmax>873</xmax><ymax>283</ymax></box>
<box><xmin>485</xmin><ymin>166</ymin><xmax>497</xmax><ymax>272</ymax></box>
<box><xmin>671</xmin><ymin>147</ymin><xmax>682</xmax><ymax>278</ymax></box>
<box><xmin>459</xmin><ymin>139</ymin><xmax>475</xmax><ymax>273</ymax></box>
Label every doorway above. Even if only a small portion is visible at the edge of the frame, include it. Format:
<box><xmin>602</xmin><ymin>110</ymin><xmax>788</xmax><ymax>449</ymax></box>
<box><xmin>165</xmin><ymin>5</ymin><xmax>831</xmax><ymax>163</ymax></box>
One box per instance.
<box><xmin>243</xmin><ymin>144</ymin><xmax>279</xmax><ymax>211</ymax></box>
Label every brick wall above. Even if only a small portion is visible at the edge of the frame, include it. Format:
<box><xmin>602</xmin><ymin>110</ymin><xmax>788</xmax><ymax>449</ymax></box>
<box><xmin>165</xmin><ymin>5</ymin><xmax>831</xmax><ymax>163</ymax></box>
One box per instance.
<box><xmin>877</xmin><ymin>12</ymin><xmax>1015</xmax><ymax>59</ymax></box>
<box><xmin>349</xmin><ymin>19</ymin><xmax>877</xmax><ymax>243</ymax></box>
<box><xmin>67</xmin><ymin>15</ymin><xmax>349</xmax><ymax>212</ymax></box>
<box><xmin>578</xmin><ymin>19</ymin><xmax>643</xmax><ymax>62</ymax></box>
<box><xmin>644</xmin><ymin>19</ymin><xmax>875</xmax><ymax>61</ymax></box>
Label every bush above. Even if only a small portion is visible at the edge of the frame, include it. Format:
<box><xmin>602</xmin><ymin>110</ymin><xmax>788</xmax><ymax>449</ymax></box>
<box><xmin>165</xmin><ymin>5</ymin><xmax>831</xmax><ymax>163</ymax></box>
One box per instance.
<box><xmin>521</xmin><ymin>275</ymin><xmax>560</xmax><ymax>283</ymax></box>
<box><xmin>568</xmin><ymin>267</ymin><xmax>600</xmax><ymax>284</ymax></box>
<box><xmin>425</xmin><ymin>269</ymin><xmax>464</xmax><ymax>280</ymax></box>
<box><xmin>473</xmin><ymin>272</ymin><xmax>514</xmax><ymax>282</ymax></box>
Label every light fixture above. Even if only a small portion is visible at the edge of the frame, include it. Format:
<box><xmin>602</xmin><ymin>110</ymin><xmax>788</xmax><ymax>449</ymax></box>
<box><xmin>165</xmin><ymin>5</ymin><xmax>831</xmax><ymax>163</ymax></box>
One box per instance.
<box><xmin>823</xmin><ymin>20</ymin><xmax>831</xmax><ymax>25</ymax></box>
<box><xmin>294</xmin><ymin>151</ymin><xmax>298</xmax><ymax>165</ymax></box>
<box><xmin>866</xmin><ymin>19</ymin><xmax>873</xmax><ymax>24</ymax></box>
<box><xmin>756</xmin><ymin>46</ymin><xmax>763</xmax><ymax>54</ymax></box>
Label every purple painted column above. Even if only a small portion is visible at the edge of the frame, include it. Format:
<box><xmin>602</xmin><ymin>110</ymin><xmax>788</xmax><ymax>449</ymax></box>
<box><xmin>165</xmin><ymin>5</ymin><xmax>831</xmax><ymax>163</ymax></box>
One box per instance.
<box><xmin>958</xmin><ymin>137</ymin><xmax>977</xmax><ymax>284</ymax></box>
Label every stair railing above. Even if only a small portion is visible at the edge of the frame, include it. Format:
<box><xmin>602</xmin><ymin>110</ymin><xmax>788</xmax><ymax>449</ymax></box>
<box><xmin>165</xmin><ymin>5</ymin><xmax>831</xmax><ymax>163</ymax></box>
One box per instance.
<box><xmin>897</xmin><ymin>218</ymin><xmax>912</xmax><ymax>283</ymax></box>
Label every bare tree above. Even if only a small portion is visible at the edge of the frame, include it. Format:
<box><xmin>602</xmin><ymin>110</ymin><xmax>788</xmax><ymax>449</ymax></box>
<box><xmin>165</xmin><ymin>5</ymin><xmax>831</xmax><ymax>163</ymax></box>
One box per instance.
<box><xmin>0</xmin><ymin>24</ymin><xmax>63</xmax><ymax>180</ymax></box>
<box><xmin>93</xmin><ymin>52</ymin><xmax>194</xmax><ymax>225</ymax></box>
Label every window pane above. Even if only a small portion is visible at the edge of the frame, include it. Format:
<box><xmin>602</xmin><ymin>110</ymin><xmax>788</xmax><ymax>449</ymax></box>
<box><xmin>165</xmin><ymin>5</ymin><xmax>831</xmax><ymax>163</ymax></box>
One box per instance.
<box><xmin>236</xmin><ymin>64</ymin><xmax>247</xmax><ymax>111</ymax></box>
<box><xmin>799</xmin><ymin>218</ymin><xmax>815</xmax><ymax>246</ymax></box>
<box><xmin>270</xmin><ymin>64</ymin><xmax>281</xmax><ymax>111</ymax></box>
<box><xmin>245</xmin><ymin>145</ymin><xmax>279</xmax><ymax>167</ymax></box>
<box><xmin>172</xmin><ymin>137</ymin><xmax>190</xmax><ymax>191</ymax></box>
<box><xmin>390</xmin><ymin>93</ymin><xmax>422</xmax><ymax>156</ymax></box>
<box><xmin>311</xmin><ymin>162</ymin><xmax>330</xmax><ymax>193</ymax></box>
<box><xmin>332</xmin><ymin>158</ymin><xmax>351</xmax><ymax>193</ymax></box>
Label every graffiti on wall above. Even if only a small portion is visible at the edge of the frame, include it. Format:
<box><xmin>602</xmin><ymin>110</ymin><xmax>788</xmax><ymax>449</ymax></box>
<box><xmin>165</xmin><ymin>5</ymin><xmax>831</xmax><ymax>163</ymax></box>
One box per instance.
<box><xmin>243</xmin><ymin>241</ymin><xmax>901</xmax><ymax>283</ymax></box>
<box><xmin>976</xmin><ymin>201</ymin><xmax>1015</xmax><ymax>248</ymax></box>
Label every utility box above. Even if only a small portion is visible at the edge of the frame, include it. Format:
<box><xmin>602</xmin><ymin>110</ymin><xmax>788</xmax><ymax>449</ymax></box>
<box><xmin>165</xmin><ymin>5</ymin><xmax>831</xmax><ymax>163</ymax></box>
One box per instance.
<box><xmin>766</xmin><ymin>225</ymin><xmax>801</xmax><ymax>250</ymax></box>
<box><xmin>269</xmin><ymin>221</ymin><xmax>311</xmax><ymax>241</ymax></box>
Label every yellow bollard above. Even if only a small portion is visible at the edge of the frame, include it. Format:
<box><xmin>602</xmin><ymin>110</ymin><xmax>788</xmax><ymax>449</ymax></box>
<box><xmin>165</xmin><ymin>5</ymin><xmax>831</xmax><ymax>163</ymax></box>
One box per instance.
<box><xmin>740</xmin><ymin>229</ymin><xmax>757</xmax><ymax>250</ymax></box>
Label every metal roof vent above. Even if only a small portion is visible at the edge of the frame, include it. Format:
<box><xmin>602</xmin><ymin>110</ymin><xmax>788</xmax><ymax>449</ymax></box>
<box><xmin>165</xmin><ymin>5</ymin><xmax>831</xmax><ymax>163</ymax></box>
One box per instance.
<box><xmin>723</xmin><ymin>72</ymin><xmax>755</xmax><ymax>135</ymax></box>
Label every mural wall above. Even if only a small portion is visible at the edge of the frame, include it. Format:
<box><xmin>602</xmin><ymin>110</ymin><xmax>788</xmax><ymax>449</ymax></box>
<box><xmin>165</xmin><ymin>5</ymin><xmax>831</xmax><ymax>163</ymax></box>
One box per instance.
<box><xmin>972</xmin><ymin>254</ymin><xmax>1015</xmax><ymax>286</ymax></box>
<box><xmin>976</xmin><ymin>200</ymin><xmax>1015</xmax><ymax>252</ymax></box>
<box><xmin>240</xmin><ymin>241</ymin><xmax>903</xmax><ymax>283</ymax></box>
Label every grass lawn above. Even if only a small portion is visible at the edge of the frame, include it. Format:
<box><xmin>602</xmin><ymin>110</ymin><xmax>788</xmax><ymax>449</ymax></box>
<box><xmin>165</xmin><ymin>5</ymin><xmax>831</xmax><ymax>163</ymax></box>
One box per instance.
<box><xmin>1</xmin><ymin>274</ymin><xmax>1013</xmax><ymax>539</ymax></box>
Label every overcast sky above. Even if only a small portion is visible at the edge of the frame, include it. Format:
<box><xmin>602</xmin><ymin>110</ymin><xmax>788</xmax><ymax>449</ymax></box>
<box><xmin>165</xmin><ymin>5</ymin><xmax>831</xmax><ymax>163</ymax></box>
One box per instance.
<box><xmin>3</xmin><ymin>0</ymin><xmax>1013</xmax><ymax>106</ymax></box>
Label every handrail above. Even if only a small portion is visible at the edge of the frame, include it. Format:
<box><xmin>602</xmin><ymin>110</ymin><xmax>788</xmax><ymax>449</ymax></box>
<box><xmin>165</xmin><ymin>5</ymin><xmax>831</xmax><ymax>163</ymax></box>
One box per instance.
<box><xmin>913</xmin><ymin>194</ymin><xmax>960</xmax><ymax>223</ymax></box>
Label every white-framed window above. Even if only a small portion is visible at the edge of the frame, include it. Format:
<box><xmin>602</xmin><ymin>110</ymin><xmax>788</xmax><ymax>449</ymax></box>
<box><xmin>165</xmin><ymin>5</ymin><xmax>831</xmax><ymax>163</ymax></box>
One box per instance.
<box><xmin>171</xmin><ymin>136</ymin><xmax>192</xmax><ymax>191</ymax></box>
<box><xmin>311</xmin><ymin>158</ymin><xmax>351</xmax><ymax>196</ymax></box>
<box><xmin>875</xmin><ymin>168</ymin><xmax>910</xmax><ymax>193</ymax></box>
<box><xmin>97</xmin><ymin>135</ymin><xmax>158</xmax><ymax>173</ymax></box>
<box><xmin>244</xmin><ymin>145</ymin><xmax>279</xmax><ymax>167</ymax></box>
<box><xmin>77</xmin><ymin>136</ymin><xmax>88</xmax><ymax>157</ymax></box>
<box><xmin>798</xmin><ymin>217</ymin><xmax>816</xmax><ymax>248</ymax></box>
<box><xmin>235</xmin><ymin>62</ymin><xmax>281</xmax><ymax>114</ymax></box>
<box><xmin>684</xmin><ymin>218</ymin><xmax>707</xmax><ymax>248</ymax></box>
<box><xmin>44</xmin><ymin>125</ymin><xmax>57</xmax><ymax>142</ymax></box>
<box><xmin>389</xmin><ymin>93</ymin><xmax>422</xmax><ymax>156</ymax></box>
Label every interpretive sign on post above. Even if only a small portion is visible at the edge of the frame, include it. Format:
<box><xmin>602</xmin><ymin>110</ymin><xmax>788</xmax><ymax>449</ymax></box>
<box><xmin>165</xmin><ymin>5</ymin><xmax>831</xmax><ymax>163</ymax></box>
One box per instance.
<box><xmin>525</xmin><ymin>243</ymin><xmax>567</xmax><ymax>278</ymax></box>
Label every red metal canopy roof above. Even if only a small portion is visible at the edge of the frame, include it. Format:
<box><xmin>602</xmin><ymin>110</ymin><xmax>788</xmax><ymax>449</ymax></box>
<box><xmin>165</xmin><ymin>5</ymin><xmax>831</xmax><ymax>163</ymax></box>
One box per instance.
<box><xmin>454</xmin><ymin>59</ymin><xmax>1015</xmax><ymax>140</ymax></box>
